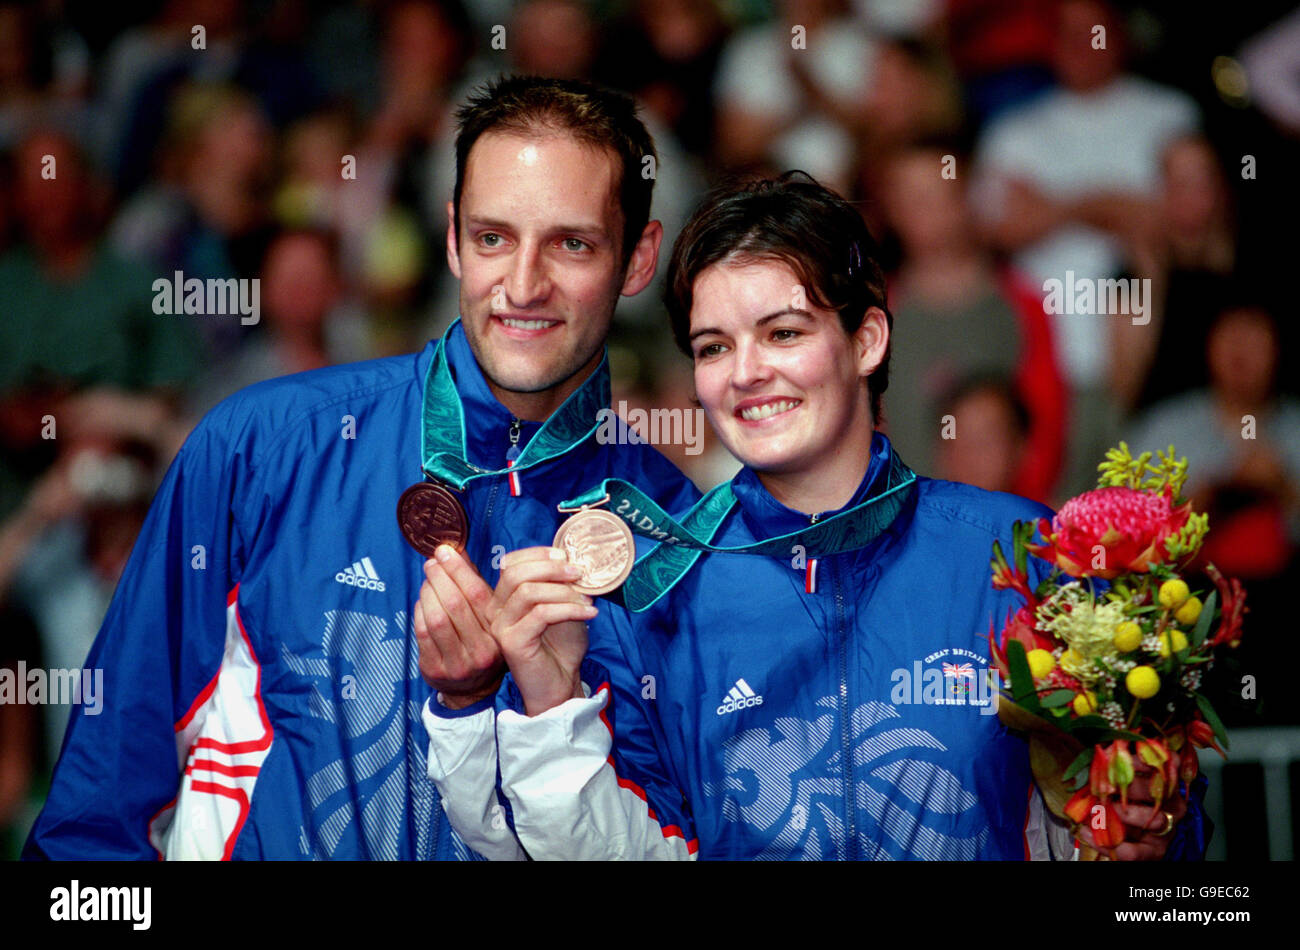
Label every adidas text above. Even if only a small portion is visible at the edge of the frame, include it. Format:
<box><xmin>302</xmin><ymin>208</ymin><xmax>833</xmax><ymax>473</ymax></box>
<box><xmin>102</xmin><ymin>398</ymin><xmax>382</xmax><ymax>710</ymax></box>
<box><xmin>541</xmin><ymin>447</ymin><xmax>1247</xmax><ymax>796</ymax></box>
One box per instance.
<box><xmin>717</xmin><ymin>678</ymin><xmax>764</xmax><ymax>716</ymax></box>
<box><xmin>336</xmin><ymin>558</ymin><xmax>386</xmax><ymax>592</ymax></box>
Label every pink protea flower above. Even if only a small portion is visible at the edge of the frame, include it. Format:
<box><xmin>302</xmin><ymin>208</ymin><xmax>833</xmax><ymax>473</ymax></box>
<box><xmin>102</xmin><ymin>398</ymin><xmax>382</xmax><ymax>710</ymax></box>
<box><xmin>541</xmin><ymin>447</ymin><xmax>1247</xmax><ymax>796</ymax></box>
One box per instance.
<box><xmin>1028</xmin><ymin>485</ymin><xmax>1190</xmax><ymax>580</ymax></box>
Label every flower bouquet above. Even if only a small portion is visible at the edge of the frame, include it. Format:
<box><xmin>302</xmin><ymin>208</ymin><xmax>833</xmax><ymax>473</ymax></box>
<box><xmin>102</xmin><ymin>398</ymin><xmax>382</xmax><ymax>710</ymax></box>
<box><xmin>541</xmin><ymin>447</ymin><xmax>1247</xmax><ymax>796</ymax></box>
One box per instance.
<box><xmin>989</xmin><ymin>444</ymin><xmax>1247</xmax><ymax>858</ymax></box>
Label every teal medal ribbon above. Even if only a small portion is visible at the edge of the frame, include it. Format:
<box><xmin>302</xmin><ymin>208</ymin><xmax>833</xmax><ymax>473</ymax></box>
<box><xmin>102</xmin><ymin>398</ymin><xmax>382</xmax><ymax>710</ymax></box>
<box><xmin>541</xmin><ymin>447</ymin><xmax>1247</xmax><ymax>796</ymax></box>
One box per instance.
<box><xmin>562</xmin><ymin>448</ymin><xmax>917</xmax><ymax>611</ymax></box>
<box><xmin>418</xmin><ymin>319</ymin><xmax>610</xmax><ymax>488</ymax></box>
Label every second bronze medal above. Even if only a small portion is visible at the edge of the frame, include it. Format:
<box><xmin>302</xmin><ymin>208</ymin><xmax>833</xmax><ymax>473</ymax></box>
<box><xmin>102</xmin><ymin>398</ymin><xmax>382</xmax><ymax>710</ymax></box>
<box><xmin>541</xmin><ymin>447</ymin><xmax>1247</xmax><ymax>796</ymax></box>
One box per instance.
<box><xmin>553</xmin><ymin>508</ymin><xmax>635</xmax><ymax>596</ymax></box>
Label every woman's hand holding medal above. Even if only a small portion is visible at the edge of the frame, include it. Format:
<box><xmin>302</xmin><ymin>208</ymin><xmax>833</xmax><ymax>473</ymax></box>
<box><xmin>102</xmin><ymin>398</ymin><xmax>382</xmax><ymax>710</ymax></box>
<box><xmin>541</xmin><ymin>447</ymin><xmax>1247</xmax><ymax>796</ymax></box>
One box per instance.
<box><xmin>488</xmin><ymin>547</ymin><xmax>599</xmax><ymax>717</ymax></box>
<box><xmin>413</xmin><ymin>544</ymin><xmax>599</xmax><ymax>716</ymax></box>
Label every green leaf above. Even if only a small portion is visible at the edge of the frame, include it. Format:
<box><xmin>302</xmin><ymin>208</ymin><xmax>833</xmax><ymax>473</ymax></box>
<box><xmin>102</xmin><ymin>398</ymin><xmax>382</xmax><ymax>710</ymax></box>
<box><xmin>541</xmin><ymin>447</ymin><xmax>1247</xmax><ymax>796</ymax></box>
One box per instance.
<box><xmin>1067</xmin><ymin>715</ymin><xmax>1111</xmax><ymax>731</ymax></box>
<box><xmin>1194</xmin><ymin>691</ymin><xmax>1230</xmax><ymax>751</ymax></box>
<box><xmin>1041</xmin><ymin>689</ymin><xmax>1076</xmax><ymax>708</ymax></box>
<box><xmin>1004</xmin><ymin>640</ymin><xmax>1041</xmax><ymax>714</ymax></box>
<box><xmin>1188</xmin><ymin>590</ymin><xmax>1218</xmax><ymax>650</ymax></box>
<box><xmin>1063</xmin><ymin>747</ymin><xmax>1094</xmax><ymax>782</ymax></box>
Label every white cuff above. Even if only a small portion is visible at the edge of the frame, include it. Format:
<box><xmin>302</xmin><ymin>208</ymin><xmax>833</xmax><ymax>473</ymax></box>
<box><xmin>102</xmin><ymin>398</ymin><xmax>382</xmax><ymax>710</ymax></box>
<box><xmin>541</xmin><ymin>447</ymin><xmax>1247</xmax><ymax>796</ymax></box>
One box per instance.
<box><xmin>422</xmin><ymin>696</ymin><xmax>526</xmax><ymax>861</ymax></box>
<box><xmin>496</xmin><ymin>685</ymin><xmax>694</xmax><ymax>861</ymax></box>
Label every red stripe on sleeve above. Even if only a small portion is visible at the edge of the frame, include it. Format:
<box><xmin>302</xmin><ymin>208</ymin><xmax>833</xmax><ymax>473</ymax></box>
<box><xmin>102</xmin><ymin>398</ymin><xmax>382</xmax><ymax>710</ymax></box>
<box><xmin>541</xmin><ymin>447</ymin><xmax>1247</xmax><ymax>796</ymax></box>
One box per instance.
<box><xmin>593</xmin><ymin>681</ymin><xmax>699</xmax><ymax>855</ymax></box>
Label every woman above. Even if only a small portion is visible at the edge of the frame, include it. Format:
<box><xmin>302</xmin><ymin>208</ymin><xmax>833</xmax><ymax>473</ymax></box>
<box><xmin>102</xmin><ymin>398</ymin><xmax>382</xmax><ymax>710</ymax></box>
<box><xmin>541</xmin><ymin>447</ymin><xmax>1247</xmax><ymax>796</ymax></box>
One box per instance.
<box><xmin>422</xmin><ymin>173</ymin><xmax>1202</xmax><ymax>861</ymax></box>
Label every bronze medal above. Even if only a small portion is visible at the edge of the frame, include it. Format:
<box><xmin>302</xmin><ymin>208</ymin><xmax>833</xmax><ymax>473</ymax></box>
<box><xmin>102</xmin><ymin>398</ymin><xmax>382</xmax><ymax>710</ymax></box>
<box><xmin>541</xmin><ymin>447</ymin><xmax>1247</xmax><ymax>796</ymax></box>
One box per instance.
<box><xmin>553</xmin><ymin>508</ymin><xmax>635</xmax><ymax>596</ymax></box>
<box><xmin>398</xmin><ymin>482</ymin><xmax>468</xmax><ymax>556</ymax></box>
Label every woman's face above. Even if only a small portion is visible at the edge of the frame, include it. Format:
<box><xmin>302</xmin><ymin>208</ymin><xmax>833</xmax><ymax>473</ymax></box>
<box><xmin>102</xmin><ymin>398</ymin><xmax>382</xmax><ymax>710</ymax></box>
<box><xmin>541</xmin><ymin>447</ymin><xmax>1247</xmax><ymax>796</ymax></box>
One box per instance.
<box><xmin>688</xmin><ymin>258</ymin><xmax>885</xmax><ymax>477</ymax></box>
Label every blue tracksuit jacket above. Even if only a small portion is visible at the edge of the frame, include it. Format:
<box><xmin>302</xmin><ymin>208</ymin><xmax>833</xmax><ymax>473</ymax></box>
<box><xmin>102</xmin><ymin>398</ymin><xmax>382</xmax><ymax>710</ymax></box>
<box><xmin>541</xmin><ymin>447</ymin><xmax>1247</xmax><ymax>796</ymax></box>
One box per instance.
<box><xmin>24</xmin><ymin>321</ymin><xmax>698</xmax><ymax>860</ymax></box>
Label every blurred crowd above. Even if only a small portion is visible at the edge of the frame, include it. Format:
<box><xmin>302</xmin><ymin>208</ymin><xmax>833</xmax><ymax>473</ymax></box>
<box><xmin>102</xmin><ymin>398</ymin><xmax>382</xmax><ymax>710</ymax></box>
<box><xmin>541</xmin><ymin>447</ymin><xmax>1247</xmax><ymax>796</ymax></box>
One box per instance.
<box><xmin>2</xmin><ymin>0</ymin><xmax>1299</xmax><ymax>855</ymax></box>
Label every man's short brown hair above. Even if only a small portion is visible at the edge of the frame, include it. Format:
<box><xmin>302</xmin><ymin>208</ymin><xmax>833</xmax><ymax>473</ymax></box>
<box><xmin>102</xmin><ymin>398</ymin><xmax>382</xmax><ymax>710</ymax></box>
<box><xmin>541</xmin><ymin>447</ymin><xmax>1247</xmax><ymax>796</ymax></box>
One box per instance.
<box><xmin>452</xmin><ymin>75</ymin><xmax>658</xmax><ymax>266</ymax></box>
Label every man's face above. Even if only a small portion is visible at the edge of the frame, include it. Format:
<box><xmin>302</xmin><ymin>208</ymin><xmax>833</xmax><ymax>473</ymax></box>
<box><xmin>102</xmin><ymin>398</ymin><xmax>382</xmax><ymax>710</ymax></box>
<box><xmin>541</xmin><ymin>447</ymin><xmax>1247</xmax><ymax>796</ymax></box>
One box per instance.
<box><xmin>448</xmin><ymin>131</ymin><xmax>633</xmax><ymax>409</ymax></box>
<box><xmin>1053</xmin><ymin>0</ymin><xmax>1121</xmax><ymax>92</ymax></box>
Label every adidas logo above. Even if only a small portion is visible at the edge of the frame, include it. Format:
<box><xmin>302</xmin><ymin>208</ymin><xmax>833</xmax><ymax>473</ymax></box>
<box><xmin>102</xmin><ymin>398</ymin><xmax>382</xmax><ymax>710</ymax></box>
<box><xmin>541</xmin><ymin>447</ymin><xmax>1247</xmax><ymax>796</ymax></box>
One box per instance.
<box><xmin>716</xmin><ymin>678</ymin><xmax>764</xmax><ymax>716</ymax></box>
<box><xmin>335</xmin><ymin>557</ymin><xmax>386</xmax><ymax>592</ymax></box>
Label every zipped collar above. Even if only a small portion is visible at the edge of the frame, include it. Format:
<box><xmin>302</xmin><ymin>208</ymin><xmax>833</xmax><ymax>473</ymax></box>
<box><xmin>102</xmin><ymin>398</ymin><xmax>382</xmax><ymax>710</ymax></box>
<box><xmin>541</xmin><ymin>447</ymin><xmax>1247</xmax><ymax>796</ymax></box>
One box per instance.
<box><xmin>436</xmin><ymin>320</ymin><xmax>544</xmax><ymax>469</ymax></box>
<box><xmin>730</xmin><ymin>431</ymin><xmax>900</xmax><ymax>541</ymax></box>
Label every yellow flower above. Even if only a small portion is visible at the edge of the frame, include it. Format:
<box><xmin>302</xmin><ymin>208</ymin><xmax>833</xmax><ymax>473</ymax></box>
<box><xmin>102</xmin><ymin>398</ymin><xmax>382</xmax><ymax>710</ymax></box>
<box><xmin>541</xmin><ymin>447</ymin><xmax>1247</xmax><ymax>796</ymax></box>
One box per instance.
<box><xmin>1059</xmin><ymin>647</ymin><xmax>1099</xmax><ymax>685</ymax></box>
<box><xmin>1127</xmin><ymin>666</ymin><xmax>1160</xmax><ymax>699</ymax></box>
<box><xmin>1027</xmin><ymin>649</ymin><xmax>1055</xmax><ymax>679</ymax></box>
<box><xmin>1158</xmin><ymin>578</ymin><xmax>1190</xmax><ymax>610</ymax></box>
<box><xmin>1156</xmin><ymin>629</ymin><xmax>1189</xmax><ymax>658</ymax></box>
<box><xmin>1073</xmin><ymin>691</ymin><xmax>1098</xmax><ymax>716</ymax></box>
<box><xmin>1175</xmin><ymin>596</ymin><xmax>1203</xmax><ymax>627</ymax></box>
<box><xmin>1114</xmin><ymin>621</ymin><xmax>1143</xmax><ymax>652</ymax></box>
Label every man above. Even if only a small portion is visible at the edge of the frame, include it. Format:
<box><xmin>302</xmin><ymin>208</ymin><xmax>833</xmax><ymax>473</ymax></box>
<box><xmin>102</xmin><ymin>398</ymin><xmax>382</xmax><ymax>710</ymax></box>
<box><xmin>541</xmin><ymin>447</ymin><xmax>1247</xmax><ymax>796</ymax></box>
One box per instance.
<box><xmin>24</xmin><ymin>76</ymin><xmax>698</xmax><ymax>860</ymax></box>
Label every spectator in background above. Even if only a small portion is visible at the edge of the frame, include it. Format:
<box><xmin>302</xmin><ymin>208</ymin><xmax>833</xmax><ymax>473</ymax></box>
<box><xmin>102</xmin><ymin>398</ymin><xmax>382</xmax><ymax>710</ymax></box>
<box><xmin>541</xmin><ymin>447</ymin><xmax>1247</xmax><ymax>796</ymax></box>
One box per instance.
<box><xmin>1125</xmin><ymin>303</ymin><xmax>1299</xmax><ymax>723</ymax></box>
<box><xmin>0</xmin><ymin>431</ymin><xmax>158</xmax><ymax>767</ymax></box>
<box><xmin>972</xmin><ymin>0</ymin><xmax>1199</xmax><ymax>496</ymax></box>
<box><xmin>187</xmin><ymin>228</ymin><xmax>375</xmax><ymax>417</ymax></box>
<box><xmin>1239</xmin><ymin>6</ymin><xmax>1300</xmax><ymax>141</ymax></box>
<box><xmin>853</xmin><ymin>36</ymin><xmax>964</xmax><ymax>233</ymax></box>
<box><xmin>272</xmin><ymin>106</ymin><xmax>398</xmax><ymax>336</ymax></box>
<box><xmin>510</xmin><ymin>0</ymin><xmax>599</xmax><ymax>80</ymax></box>
<box><xmin>0</xmin><ymin>2</ymin><xmax>93</xmax><ymax>152</ymax></box>
<box><xmin>879</xmin><ymin>144</ymin><xmax>1065</xmax><ymax>504</ymax></box>
<box><xmin>352</xmin><ymin>0</ymin><xmax>473</xmax><ymax>354</ymax></box>
<box><xmin>713</xmin><ymin>0</ymin><xmax>877</xmax><ymax>193</ymax></box>
<box><xmin>110</xmin><ymin>82</ymin><xmax>276</xmax><ymax>360</ymax></box>
<box><xmin>0</xmin><ymin>129</ymin><xmax>198</xmax><ymax>518</ymax></box>
<box><xmin>111</xmin><ymin>0</ymin><xmax>322</xmax><ymax>197</ymax></box>
<box><xmin>1126</xmin><ymin>304</ymin><xmax>1299</xmax><ymax>582</ymax></box>
<box><xmin>1113</xmin><ymin>134</ymin><xmax>1238</xmax><ymax>413</ymax></box>
<box><xmin>273</xmin><ymin>106</ymin><xmax>360</xmax><ymax>235</ymax></box>
<box><xmin>944</xmin><ymin>0</ymin><xmax>1055</xmax><ymax>128</ymax></box>
<box><xmin>0</xmin><ymin>602</ymin><xmax>42</xmax><ymax>859</ymax></box>
<box><xmin>594</xmin><ymin>0</ymin><xmax>730</xmax><ymax>160</ymax></box>
<box><xmin>933</xmin><ymin>374</ymin><xmax>1031</xmax><ymax>495</ymax></box>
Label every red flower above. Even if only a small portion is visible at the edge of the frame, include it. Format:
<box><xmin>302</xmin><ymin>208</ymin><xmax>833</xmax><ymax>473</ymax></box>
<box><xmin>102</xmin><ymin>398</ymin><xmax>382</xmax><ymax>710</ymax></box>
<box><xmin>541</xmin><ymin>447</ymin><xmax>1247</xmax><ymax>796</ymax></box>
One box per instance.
<box><xmin>989</xmin><ymin>606</ymin><xmax>1054</xmax><ymax>680</ymax></box>
<box><xmin>1206</xmin><ymin>563</ymin><xmax>1247</xmax><ymax>649</ymax></box>
<box><xmin>1090</xmin><ymin>743</ymin><xmax>1114</xmax><ymax>798</ymax></box>
<box><xmin>1064</xmin><ymin>787</ymin><xmax>1095</xmax><ymax>824</ymax></box>
<box><xmin>1028</xmin><ymin>485</ymin><xmax>1191</xmax><ymax>579</ymax></box>
<box><xmin>991</xmin><ymin>539</ymin><xmax>1037</xmax><ymax>606</ymax></box>
<box><xmin>1187</xmin><ymin>719</ymin><xmax>1225</xmax><ymax>757</ymax></box>
<box><xmin>1093</xmin><ymin>801</ymin><xmax>1127</xmax><ymax>849</ymax></box>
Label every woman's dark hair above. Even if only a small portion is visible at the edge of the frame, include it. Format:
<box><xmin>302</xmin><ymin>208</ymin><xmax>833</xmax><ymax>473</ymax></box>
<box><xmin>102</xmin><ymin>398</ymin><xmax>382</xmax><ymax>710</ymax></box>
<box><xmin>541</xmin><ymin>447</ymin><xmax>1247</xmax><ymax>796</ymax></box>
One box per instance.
<box><xmin>665</xmin><ymin>171</ymin><xmax>893</xmax><ymax>421</ymax></box>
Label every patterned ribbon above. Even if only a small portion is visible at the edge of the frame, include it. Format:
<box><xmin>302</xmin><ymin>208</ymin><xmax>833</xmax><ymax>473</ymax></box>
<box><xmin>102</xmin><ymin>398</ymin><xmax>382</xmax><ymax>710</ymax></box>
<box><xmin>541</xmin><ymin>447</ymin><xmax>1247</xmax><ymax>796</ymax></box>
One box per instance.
<box><xmin>563</xmin><ymin>449</ymin><xmax>917</xmax><ymax>611</ymax></box>
<box><xmin>419</xmin><ymin>318</ymin><xmax>610</xmax><ymax>488</ymax></box>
